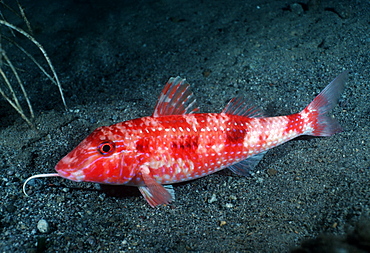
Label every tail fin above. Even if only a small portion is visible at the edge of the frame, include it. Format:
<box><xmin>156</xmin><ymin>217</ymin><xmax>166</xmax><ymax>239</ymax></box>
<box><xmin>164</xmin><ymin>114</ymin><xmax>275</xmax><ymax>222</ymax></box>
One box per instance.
<box><xmin>303</xmin><ymin>71</ymin><xmax>348</xmax><ymax>137</ymax></box>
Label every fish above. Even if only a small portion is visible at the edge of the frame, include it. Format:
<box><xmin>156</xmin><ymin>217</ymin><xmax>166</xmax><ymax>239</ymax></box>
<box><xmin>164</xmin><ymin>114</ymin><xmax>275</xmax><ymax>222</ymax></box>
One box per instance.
<box><xmin>23</xmin><ymin>71</ymin><xmax>348</xmax><ymax>207</ymax></box>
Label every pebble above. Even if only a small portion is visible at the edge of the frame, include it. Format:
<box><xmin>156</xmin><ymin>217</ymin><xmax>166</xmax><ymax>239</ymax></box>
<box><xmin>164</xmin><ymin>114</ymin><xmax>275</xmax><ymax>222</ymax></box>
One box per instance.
<box><xmin>267</xmin><ymin>168</ymin><xmax>278</xmax><ymax>176</ymax></box>
<box><xmin>37</xmin><ymin>219</ymin><xmax>50</xmax><ymax>233</ymax></box>
<box><xmin>225</xmin><ymin>203</ymin><xmax>234</xmax><ymax>208</ymax></box>
<box><xmin>202</xmin><ymin>69</ymin><xmax>212</xmax><ymax>77</ymax></box>
<box><xmin>87</xmin><ymin>236</ymin><xmax>96</xmax><ymax>246</ymax></box>
<box><xmin>229</xmin><ymin>195</ymin><xmax>237</xmax><ymax>200</ymax></box>
<box><xmin>208</xmin><ymin>194</ymin><xmax>217</xmax><ymax>203</ymax></box>
<box><xmin>256</xmin><ymin>177</ymin><xmax>264</xmax><ymax>183</ymax></box>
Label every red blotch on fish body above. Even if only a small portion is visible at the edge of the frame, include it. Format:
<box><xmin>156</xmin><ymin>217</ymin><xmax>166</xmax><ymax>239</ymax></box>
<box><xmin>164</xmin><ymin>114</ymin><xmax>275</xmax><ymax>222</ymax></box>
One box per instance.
<box><xmin>283</xmin><ymin>113</ymin><xmax>305</xmax><ymax>135</ymax></box>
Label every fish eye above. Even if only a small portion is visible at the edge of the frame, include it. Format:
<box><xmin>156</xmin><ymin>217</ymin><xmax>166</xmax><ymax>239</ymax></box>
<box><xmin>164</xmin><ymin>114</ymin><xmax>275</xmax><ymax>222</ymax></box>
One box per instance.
<box><xmin>98</xmin><ymin>141</ymin><xmax>115</xmax><ymax>155</ymax></box>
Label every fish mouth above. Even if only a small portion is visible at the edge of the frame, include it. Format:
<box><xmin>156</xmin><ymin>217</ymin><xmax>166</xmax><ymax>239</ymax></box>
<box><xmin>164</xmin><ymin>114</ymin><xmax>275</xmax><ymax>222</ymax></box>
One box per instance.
<box><xmin>57</xmin><ymin>169</ymin><xmax>86</xmax><ymax>182</ymax></box>
<box><xmin>55</xmin><ymin>159</ymin><xmax>86</xmax><ymax>182</ymax></box>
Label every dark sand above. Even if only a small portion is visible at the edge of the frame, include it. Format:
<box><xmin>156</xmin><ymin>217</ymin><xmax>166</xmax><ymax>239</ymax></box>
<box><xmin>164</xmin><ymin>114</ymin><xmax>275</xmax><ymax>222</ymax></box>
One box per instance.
<box><xmin>1</xmin><ymin>0</ymin><xmax>369</xmax><ymax>252</ymax></box>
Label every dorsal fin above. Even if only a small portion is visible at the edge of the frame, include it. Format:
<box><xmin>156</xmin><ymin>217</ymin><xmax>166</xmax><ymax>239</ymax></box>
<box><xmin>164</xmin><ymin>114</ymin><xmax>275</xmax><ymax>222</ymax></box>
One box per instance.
<box><xmin>222</xmin><ymin>97</ymin><xmax>264</xmax><ymax>117</ymax></box>
<box><xmin>152</xmin><ymin>76</ymin><xmax>199</xmax><ymax>117</ymax></box>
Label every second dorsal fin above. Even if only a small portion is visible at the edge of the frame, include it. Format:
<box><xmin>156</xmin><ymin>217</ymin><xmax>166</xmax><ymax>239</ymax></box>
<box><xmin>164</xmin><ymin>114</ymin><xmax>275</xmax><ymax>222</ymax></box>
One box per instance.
<box><xmin>222</xmin><ymin>97</ymin><xmax>264</xmax><ymax>118</ymax></box>
<box><xmin>152</xmin><ymin>76</ymin><xmax>199</xmax><ymax>117</ymax></box>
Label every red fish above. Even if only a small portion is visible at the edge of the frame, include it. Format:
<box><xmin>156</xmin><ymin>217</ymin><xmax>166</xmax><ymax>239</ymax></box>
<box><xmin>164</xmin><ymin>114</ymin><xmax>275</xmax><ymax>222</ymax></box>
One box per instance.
<box><xmin>24</xmin><ymin>72</ymin><xmax>348</xmax><ymax>207</ymax></box>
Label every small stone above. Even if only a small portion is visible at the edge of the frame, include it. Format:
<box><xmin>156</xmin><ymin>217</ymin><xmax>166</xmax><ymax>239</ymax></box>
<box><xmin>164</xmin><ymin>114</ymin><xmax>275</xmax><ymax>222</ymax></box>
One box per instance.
<box><xmin>37</xmin><ymin>219</ymin><xmax>49</xmax><ymax>233</ymax></box>
<box><xmin>87</xmin><ymin>236</ymin><xmax>96</xmax><ymax>246</ymax></box>
<box><xmin>225</xmin><ymin>203</ymin><xmax>234</xmax><ymax>208</ymax></box>
<box><xmin>220</xmin><ymin>221</ymin><xmax>227</xmax><ymax>226</ymax></box>
<box><xmin>256</xmin><ymin>177</ymin><xmax>264</xmax><ymax>183</ymax></box>
<box><xmin>229</xmin><ymin>195</ymin><xmax>237</xmax><ymax>200</ymax></box>
<box><xmin>202</xmin><ymin>69</ymin><xmax>212</xmax><ymax>77</ymax></box>
<box><xmin>208</xmin><ymin>194</ymin><xmax>217</xmax><ymax>203</ymax></box>
<box><xmin>267</xmin><ymin>168</ymin><xmax>278</xmax><ymax>176</ymax></box>
<box><xmin>56</xmin><ymin>196</ymin><xmax>65</xmax><ymax>203</ymax></box>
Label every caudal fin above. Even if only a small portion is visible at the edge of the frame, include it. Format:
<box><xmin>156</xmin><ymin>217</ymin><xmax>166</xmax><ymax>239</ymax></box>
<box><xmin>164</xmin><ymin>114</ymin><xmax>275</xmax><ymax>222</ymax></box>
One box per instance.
<box><xmin>303</xmin><ymin>71</ymin><xmax>348</xmax><ymax>137</ymax></box>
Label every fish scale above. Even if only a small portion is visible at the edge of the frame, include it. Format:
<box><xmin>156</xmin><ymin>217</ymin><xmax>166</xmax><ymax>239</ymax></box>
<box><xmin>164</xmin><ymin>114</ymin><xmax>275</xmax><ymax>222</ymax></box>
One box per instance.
<box><xmin>23</xmin><ymin>72</ymin><xmax>348</xmax><ymax>207</ymax></box>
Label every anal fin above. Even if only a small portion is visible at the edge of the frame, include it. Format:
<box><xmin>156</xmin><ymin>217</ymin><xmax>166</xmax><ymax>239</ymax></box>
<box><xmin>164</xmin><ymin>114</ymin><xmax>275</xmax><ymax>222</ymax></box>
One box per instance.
<box><xmin>164</xmin><ymin>184</ymin><xmax>175</xmax><ymax>200</ymax></box>
<box><xmin>228</xmin><ymin>151</ymin><xmax>267</xmax><ymax>176</ymax></box>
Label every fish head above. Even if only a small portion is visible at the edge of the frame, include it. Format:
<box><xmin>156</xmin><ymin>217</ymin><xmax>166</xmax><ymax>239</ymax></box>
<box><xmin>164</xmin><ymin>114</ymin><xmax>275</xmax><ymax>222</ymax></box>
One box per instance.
<box><xmin>55</xmin><ymin>125</ymin><xmax>136</xmax><ymax>184</ymax></box>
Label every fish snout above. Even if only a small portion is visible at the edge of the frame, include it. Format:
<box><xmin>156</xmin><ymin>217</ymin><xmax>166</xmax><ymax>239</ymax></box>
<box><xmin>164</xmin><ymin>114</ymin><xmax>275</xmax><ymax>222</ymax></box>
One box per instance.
<box><xmin>54</xmin><ymin>156</ymin><xmax>86</xmax><ymax>182</ymax></box>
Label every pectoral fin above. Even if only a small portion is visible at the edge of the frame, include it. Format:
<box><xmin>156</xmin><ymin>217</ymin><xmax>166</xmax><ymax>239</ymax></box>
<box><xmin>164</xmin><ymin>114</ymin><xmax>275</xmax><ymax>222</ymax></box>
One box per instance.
<box><xmin>139</xmin><ymin>171</ymin><xmax>174</xmax><ymax>207</ymax></box>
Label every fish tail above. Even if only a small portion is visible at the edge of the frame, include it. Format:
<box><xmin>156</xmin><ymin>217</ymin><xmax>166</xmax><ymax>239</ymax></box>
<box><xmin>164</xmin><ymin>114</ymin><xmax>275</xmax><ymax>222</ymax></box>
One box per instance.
<box><xmin>302</xmin><ymin>71</ymin><xmax>348</xmax><ymax>136</ymax></box>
